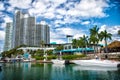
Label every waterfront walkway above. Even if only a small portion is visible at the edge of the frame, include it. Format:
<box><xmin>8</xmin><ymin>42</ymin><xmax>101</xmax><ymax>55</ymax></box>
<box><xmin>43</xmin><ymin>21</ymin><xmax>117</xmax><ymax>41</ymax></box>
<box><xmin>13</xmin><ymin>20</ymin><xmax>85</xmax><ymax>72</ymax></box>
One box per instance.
<box><xmin>86</xmin><ymin>52</ymin><xmax>120</xmax><ymax>61</ymax></box>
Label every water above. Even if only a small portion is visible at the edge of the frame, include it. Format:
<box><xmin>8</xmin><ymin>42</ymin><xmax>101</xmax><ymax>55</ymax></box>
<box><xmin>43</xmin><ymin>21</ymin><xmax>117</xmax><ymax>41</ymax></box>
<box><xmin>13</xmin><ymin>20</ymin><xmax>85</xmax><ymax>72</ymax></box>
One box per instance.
<box><xmin>0</xmin><ymin>63</ymin><xmax>120</xmax><ymax>80</ymax></box>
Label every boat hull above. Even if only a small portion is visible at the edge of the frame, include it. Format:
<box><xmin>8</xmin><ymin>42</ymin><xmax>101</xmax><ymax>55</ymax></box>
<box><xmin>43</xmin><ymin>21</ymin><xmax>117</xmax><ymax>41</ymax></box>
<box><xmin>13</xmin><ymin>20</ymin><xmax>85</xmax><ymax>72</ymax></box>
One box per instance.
<box><xmin>51</xmin><ymin>59</ymin><xmax>65</xmax><ymax>64</ymax></box>
<box><xmin>72</xmin><ymin>59</ymin><xmax>120</xmax><ymax>68</ymax></box>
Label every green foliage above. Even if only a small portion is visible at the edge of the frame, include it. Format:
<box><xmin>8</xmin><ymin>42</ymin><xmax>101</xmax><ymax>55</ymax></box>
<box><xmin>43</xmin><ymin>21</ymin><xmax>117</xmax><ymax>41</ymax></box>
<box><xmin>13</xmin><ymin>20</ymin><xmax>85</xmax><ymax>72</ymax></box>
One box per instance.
<box><xmin>46</xmin><ymin>50</ymin><xmax>53</xmax><ymax>55</ymax></box>
<box><xmin>47</xmin><ymin>55</ymin><xmax>57</xmax><ymax>60</ymax></box>
<box><xmin>62</xmin><ymin>54</ymin><xmax>86</xmax><ymax>60</ymax></box>
<box><xmin>35</xmin><ymin>49</ymin><xmax>44</xmax><ymax>56</ymax></box>
<box><xmin>34</xmin><ymin>56</ymin><xmax>44</xmax><ymax>60</ymax></box>
<box><xmin>55</xmin><ymin>45</ymin><xmax>64</xmax><ymax>51</ymax></box>
<box><xmin>1</xmin><ymin>47</ymin><xmax>24</xmax><ymax>57</ymax></box>
<box><xmin>72</xmin><ymin>35</ymin><xmax>89</xmax><ymax>48</ymax></box>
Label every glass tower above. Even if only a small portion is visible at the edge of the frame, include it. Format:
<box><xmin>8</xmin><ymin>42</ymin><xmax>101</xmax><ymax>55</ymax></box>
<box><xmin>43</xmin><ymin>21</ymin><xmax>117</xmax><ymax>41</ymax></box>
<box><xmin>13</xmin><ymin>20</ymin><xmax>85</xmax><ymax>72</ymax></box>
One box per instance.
<box><xmin>12</xmin><ymin>11</ymin><xmax>50</xmax><ymax>48</ymax></box>
<box><xmin>35</xmin><ymin>21</ymin><xmax>50</xmax><ymax>47</ymax></box>
<box><xmin>4</xmin><ymin>22</ymin><xmax>13</xmax><ymax>51</ymax></box>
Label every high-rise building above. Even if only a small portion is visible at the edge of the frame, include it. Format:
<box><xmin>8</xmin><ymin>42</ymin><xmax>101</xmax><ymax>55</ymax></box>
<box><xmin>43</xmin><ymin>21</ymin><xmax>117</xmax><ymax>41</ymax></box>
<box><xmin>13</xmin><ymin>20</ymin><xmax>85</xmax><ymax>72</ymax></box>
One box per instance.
<box><xmin>35</xmin><ymin>21</ymin><xmax>50</xmax><ymax>47</ymax></box>
<box><xmin>4</xmin><ymin>22</ymin><xmax>13</xmax><ymax>51</ymax></box>
<box><xmin>13</xmin><ymin>11</ymin><xmax>36</xmax><ymax>47</ymax></box>
<box><xmin>24</xmin><ymin>17</ymin><xmax>36</xmax><ymax>46</ymax></box>
<box><xmin>13</xmin><ymin>10</ymin><xmax>24</xmax><ymax>48</ymax></box>
<box><xmin>12</xmin><ymin>10</ymin><xmax>50</xmax><ymax>48</ymax></box>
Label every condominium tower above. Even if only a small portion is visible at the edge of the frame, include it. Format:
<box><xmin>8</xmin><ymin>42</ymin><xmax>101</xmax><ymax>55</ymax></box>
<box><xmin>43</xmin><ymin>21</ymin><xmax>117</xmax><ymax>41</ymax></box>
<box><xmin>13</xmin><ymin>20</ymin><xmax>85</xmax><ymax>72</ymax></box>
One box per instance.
<box><xmin>4</xmin><ymin>22</ymin><xmax>13</xmax><ymax>51</ymax></box>
<box><xmin>36</xmin><ymin>21</ymin><xmax>50</xmax><ymax>47</ymax></box>
<box><xmin>12</xmin><ymin>10</ymin><xmax>50</xmax><ymax>48</ymax></box>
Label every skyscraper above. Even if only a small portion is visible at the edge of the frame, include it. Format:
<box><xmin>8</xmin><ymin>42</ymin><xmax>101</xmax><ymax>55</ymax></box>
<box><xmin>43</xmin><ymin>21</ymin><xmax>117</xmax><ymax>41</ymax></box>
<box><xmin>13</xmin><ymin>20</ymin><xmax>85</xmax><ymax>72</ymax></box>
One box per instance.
<box><xmin>13</xmin><ymin>10</ymin><xmax>24</xmax><ymax>48</ymax></box>
<box><xmin>35</xmin><ymin>21</ymin><xmax>50</xmax><ymax>47</ymax></box>
<box><xmin>25</xmin><ymin>17</ymin><xmax>36</xmax><ymax>46</ymax></box>
<box><xmin>12</xmin><ymin>10</ymin><xmax>50</xmax><ymax>48</ymax></box>
<box><xmin>4</xmin><ymin>22</ymin><xmax>13</xmax><ymax>51</ymax></box>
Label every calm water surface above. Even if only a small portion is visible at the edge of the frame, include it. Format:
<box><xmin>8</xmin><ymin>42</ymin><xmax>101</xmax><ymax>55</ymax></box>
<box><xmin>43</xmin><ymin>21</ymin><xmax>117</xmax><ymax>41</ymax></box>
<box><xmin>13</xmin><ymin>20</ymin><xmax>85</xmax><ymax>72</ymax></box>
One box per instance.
<box><xmin>0</xmin><ymin>63</ymin><xmax>120</xmax><ymax>80</ymax></box>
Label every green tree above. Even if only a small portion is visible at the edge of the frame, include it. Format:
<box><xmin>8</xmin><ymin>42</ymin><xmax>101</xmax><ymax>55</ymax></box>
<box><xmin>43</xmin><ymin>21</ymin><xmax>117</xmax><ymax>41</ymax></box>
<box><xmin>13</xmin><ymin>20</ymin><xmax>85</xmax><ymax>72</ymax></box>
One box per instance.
<box><xmin>99</xmin><ymin>30</ymin><xmax>112</xmax><ymax>53</ymax></box>
<box><xmin>72</xmin><ymin>39</ymin><xmax>78</xmax><ymax>48</ymax></box>
<box><xmin>81</xmin><ymin>35</ymin><xmax>89</xmax><ymax>54</ymax></box>
<box><xmin>46</xmin><ymin>50</ymin><xmax>53</xmax><ymax>55</ymax></box>
<box><xmin>89</xmin><ymin>25</ymin><xmax>99</xmax><ymax>53</ymax></box>
<box><xmin>40</xmin><ymin>40</ymin><xmax>44</xmax><ymax>47</ymax></box>
<box><xmin>35</xmin><ymin>49</ymin><xmax>44</xmax><ymax>56</ymax></box>
<box><xmin>55</xmin><ymin>45</ymin><xmax>64</xmax><ymax>51</ymax></box>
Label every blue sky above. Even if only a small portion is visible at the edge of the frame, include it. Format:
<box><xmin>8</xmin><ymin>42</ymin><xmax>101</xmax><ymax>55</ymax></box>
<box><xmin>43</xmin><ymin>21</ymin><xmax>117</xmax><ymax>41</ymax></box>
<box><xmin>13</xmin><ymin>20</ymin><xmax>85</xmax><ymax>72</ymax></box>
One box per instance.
<box><xmin>0</xmin><ymin>0</ymin><xmax>120</xmax><ymax>51</ymax></box>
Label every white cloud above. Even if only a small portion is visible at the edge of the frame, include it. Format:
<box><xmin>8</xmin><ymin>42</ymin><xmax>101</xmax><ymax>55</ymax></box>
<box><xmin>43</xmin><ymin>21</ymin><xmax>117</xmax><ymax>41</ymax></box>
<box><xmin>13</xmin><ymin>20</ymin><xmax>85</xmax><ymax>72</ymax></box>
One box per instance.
<box><xmin>8</xmin><ymin>0</ymin><xmax>32</xmax><ymax>9</ymax></box>
<box><xmin>99</xmin><ymin>25</ymin><xmax>107</xmax><ymax>32</ymax></box>
<box><xmin>99</xmin><ymin>25</ymin><xmax>120</xmax><ymax>42</ymax></box>
<box><xmin>0</xmin><ymin>2</ymin><xmax>5</xmax><ymax>10</ymax></box>
<box><xmin>0</xmin><ymin>30</ymin><xmax>5</xmax><ymax>40</ymax></box>
<box><xmin>81</xmin><ymin>21</ymin><xmax>90</xmax><ymax>25</ymax></box>
<box><xmin>50</xmin><ymin>39</ymin><xmax>66</xmax><ymax>44</ymax></box>
<box><xmin>56</xmin><ymin>9</ymin><xmax>67</xmax><ymax>15</ymax></box>
<box><xmin>50</xmin><ymin>27</ymin><xmax>86</xmax><ymax>43</ymax></box>
<box><xmin>43</xmin><ymin>12</ymin><xmax>55</xmax><ymax>19</ymax></box>
<box><xmin>0</xmin><ymin>23</ymin><xmax>6</xmax><ymax>29</ymax></box>
<box><xmin>67</xmin><ymin>0</ymin><xmax>109</xmax><ymax>18</ymax></box>
<box><xmin>3</xmin><ymin>16</ymin><xmax>13</xmax><ymax>23</ymax></box>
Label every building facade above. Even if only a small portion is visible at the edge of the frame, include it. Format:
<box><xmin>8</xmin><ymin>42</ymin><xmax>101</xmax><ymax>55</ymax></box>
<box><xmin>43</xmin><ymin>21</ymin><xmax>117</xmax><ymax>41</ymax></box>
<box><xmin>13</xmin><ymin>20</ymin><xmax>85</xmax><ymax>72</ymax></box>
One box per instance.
<box><xmin>12</xmin><ymin>11</ymin><xmax>50</xmax><ymax>48</ymax></box>
<box><xmin>35</xmin><ymin>21</ymin><xmax>50</xmax><ymax>47</ymax></box>
<box><xmin>24</xmin><ymin>17</ymin><xmax>36</xmax><ymax>46</ymax></box>
<box><xmin>4</xmin><ymin>22</ymin><xmax>13</xmax><ymax>51</ymax></box>
<box><xmin>13</xmin><ymin>10</ymin><xmax>24</xmax><ymax>48</ymax></box>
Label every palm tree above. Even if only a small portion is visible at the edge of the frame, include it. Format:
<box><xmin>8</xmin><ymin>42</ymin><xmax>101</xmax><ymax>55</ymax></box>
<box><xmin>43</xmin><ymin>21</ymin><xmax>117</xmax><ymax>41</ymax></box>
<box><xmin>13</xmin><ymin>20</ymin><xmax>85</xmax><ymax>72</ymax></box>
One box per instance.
<box><xmin>72</xmin><ymin>39</ymin><xmax>77</xmax><ymax>48</ymax></box>
<box><xmin>80</xmin><ymin>35</ymin><xmax>89</xmax><ymax>54</ymax></box>
<box><xmin>118</xmin><ymin>30</ymin><xmax>120</xmax><ymax>36</ymax></box>
<box><xmin>89</xmin><ymin>25</ymin><xmax>99</xmax><ymax>53</ymax></box>
<box><xmin>99</xmin><ymin>30</ymin><xmax>112</xmax><ymax>53</ymax></box>
<box><xmin>90</xmin><ymin>25</ymin><xmax>99</xmax><ymax>36</ymax></box>
<box><xmin>82</xmin><ymin>35</ymin><xmax>89</xmax><ymax>48</ymax></box>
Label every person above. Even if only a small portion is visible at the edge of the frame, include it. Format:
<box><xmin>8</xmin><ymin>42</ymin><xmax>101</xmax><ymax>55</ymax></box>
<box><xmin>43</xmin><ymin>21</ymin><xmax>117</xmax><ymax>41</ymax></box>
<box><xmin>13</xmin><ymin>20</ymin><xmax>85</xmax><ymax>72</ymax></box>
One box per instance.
<box><xmin>95</xmin><ymin>55</ymin><xmax>99</xmax><ymax>60</ymax></box>
<box><xmin>105</xmin><ymin>54</ymin><xmax>108</xmax><ymax>59</ymax></box>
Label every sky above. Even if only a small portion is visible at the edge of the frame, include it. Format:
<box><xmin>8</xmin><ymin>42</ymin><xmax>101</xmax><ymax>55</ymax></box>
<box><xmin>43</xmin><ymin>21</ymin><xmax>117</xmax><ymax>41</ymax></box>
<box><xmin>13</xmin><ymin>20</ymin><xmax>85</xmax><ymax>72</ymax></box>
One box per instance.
<box><xmin>0</xmin><ymin>0</ymin><xmax>120</xmax><ymax>51</ymax></box>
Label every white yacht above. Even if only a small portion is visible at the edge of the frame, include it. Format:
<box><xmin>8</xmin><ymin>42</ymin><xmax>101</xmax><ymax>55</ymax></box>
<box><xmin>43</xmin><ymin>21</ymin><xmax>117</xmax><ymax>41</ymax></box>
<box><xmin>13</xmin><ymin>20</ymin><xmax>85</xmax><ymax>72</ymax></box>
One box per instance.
<box><xmin>51</xmin><ymin>59</ymin><xmax>65</xmax><ymax>64</ymax></box>
<box><xmin>72</xmin><ymin>59</ymin><xmax>120</xmax><ymax>68</ymax></box>
<box><xmin>51</xmin><ymin>51</ymin><xmax>65</xmax><ymax>64</ymax></box>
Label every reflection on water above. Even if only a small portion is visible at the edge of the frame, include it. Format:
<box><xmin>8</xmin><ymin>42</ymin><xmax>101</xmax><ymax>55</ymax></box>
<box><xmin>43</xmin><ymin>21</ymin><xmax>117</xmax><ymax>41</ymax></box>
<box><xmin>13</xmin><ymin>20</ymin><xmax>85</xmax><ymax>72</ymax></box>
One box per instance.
<box><xmin>73</xmin><ymin>65</ymin><xmax>118</xmax><ymax>71</ymax></box>
<box><xmin>0</xmin><ymin>63</ymin><xmax>120</xmax><ymax>80</ymax></box>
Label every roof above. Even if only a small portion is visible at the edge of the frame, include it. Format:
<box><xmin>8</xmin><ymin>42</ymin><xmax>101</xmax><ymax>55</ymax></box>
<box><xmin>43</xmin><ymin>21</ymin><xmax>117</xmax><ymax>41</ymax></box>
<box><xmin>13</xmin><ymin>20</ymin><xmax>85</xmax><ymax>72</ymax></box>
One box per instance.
<box><xmin>108</xmin><ymin>41</ymin><xmax>120</xmax><ymax>48</ymax></box>
<box><xmin>55</xmin><ymin>48</ymin><xmax>94</xmax><ymax>53</ymax></box>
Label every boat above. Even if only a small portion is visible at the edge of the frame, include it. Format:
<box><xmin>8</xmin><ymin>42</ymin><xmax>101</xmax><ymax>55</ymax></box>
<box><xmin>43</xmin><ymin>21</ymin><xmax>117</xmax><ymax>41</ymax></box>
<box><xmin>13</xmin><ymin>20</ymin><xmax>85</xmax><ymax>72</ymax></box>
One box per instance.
<box><xmin>71</xmin><ymin>59</ymin><xmax>120</xmax><ymax>68</ymax></box>
<box><xmin>23</xmin><ymin>59</ymin><xmax>31</xmax><ymax>62</ymax></box>
<box><xmin>51</xmin><ymin>51</ymin><xmax>65</xmax><ymax>64</ymax></box>
<box><xmin>51</xmin><ymin>59</ymin><xmax>65</xmax><ymax>64</ymax></box>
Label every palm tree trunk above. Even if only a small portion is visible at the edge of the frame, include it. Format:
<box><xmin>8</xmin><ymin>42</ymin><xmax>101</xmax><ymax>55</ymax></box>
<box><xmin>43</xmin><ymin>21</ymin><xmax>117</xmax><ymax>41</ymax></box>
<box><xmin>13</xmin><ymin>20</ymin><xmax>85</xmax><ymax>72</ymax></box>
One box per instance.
<box><xmin>105</xmin><ymin>38</ymin><xmax>108</xmax><ymax>53</ymax></box>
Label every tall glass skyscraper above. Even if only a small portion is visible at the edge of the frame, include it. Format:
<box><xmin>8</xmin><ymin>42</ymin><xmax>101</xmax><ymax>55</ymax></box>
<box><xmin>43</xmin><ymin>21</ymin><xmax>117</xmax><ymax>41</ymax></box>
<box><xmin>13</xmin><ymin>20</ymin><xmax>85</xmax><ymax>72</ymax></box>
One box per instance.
<box><xmin>35</xmin><ymin>21</ymin><xmax>50</xmax><ymax>47</ymax></box>
<box><xmin>4</xmin><ymin>22</ymin><xmax>13</xmax><ymax>51</ymax></box>
<box><xmin>13</xmin><ymin>10</ymin><xmax>24</xmax><ymax>48</ymax></box>
<box><xmin>12</xmin><ymin>11</ymin><xmax>50</xmax><ymax>48</ymax></box>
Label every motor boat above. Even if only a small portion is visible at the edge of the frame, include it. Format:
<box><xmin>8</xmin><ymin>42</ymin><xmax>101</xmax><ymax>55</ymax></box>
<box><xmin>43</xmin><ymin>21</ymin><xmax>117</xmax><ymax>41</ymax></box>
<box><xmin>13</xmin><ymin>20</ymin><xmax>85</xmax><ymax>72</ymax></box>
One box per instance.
<box><xmin>51</xmin><ymin>51</ymin><xmax>65</xmax><ymax>64</ymax></box>
<box><xmin>51</xmin><ymin>59</ymin><xmax>65</xmax><ymax>64</ymax></box>
<box><xmin>71</xmin><ymin>59</ymin><xmax>120</xmax><ymax>68</ymax></box>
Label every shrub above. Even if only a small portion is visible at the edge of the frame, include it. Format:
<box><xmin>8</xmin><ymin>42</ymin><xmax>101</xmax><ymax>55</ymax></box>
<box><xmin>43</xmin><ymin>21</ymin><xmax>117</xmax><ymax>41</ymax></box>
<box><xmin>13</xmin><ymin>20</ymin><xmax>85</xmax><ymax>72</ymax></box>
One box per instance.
<box><xmin>62</xmin><ymin>54</ymin><xmax>86</xmax><ymax>60</ymax></box>
<box><xmin>47</xmin><ymin>55</ymin><xmax>57</xmax><ymax>60</ymax></box>
<box><xmin>34</xmin><ymin>56</ymin><xmax>44</xmax><ymax>60</ymax></box>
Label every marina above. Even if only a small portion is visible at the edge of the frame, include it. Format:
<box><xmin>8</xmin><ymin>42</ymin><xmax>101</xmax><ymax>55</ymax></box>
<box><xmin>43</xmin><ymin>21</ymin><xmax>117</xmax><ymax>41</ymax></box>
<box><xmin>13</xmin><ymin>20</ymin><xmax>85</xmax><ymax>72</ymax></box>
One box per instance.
<box><xmin>0</xmin><ymin>62</ymin><xmax>120</xmax><ymax>80</ymax></box>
